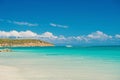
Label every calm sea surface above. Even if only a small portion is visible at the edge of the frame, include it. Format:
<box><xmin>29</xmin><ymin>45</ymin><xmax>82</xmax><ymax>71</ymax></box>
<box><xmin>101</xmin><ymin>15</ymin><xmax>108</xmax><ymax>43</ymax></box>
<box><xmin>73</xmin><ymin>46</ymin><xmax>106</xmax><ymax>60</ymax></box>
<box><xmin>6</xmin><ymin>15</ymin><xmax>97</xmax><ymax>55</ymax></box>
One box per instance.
<box><xmin>0</xmin><ymin>46</ymin><xmax>120</xmax><ymax>80</ymax></box>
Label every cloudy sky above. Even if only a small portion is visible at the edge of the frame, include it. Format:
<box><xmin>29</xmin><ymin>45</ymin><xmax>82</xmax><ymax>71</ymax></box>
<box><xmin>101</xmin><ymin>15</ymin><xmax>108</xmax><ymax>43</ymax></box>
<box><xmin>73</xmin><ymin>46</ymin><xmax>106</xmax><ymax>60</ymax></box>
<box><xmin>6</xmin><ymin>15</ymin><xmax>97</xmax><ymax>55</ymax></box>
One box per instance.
<box><xmin>0</xmin><ymin>0</ymin><xmax>120</xmax><ymax>46</ymax></box>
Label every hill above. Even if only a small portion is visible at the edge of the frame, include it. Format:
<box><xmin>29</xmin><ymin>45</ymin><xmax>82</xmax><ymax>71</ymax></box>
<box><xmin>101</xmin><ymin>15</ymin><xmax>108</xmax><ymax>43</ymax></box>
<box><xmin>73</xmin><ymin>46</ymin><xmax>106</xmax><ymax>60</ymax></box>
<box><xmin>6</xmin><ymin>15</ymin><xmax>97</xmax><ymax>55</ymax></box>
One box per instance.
<box><xmin>0</xmin><ymin>39</ymin><xmax>54</xmax><ymax>47</ymax></box>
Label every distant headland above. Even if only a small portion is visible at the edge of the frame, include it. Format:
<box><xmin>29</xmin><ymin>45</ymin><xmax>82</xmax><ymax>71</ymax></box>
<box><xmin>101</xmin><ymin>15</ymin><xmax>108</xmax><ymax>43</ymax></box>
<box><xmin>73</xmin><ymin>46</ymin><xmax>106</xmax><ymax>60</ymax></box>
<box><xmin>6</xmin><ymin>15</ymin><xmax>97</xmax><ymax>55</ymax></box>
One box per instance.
<box><xmin>0</xmin><ymin>39</ymin><xmax>54</xmax><ymax>47</ymax></box>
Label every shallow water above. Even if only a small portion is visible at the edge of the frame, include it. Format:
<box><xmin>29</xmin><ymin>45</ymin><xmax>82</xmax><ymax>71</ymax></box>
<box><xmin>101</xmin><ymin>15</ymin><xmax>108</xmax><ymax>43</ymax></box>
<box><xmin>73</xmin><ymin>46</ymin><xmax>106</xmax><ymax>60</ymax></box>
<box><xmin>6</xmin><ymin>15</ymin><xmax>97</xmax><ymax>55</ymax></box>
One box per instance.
<box><xmin>0</xmin><ymin>46</ymin><xmax>120</xmax><ymax>80</ymax></box>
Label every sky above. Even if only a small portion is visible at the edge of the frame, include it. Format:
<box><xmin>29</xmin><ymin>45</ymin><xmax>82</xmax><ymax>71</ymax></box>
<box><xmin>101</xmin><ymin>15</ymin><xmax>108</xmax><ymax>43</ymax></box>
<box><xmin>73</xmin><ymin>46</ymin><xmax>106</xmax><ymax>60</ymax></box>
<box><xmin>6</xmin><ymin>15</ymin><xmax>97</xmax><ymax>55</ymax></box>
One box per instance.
<box><xmin>0</xmin><ymin>0</ymin><xmax>120</xmax><ymax>46</ymax></box>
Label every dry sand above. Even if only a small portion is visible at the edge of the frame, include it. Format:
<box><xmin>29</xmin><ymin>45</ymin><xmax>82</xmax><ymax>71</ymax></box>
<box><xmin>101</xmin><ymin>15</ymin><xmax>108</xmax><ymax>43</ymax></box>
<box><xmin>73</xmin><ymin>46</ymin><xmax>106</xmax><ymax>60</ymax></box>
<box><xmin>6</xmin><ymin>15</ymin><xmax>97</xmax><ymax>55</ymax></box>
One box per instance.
<box><xmin>0</xmin><ymin>65</ymin><xmax>25</xmax><ymax>80</ymax></box>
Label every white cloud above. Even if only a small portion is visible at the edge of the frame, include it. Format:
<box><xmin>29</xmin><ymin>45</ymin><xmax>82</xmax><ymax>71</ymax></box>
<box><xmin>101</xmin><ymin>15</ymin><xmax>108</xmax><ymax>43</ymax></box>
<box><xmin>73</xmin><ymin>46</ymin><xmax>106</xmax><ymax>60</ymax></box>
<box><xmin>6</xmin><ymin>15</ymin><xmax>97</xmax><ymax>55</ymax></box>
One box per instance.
<box><xmin>0</xmin><ymin>19</ymin><xmax>39</xmax><ymax>27</ymax></box>
<box><xmin>50</xmin><ymin>23</ymin><xmax>57</xmax><ymax>27</ymax></box>
<box><xmin>13</xmin><ymin>21</ymin><xmax>39</xmax><ymax>27</ymax></box>
<box><xmin>115</xmin><ymin>34</ymin><xmax>120</xmax><ymax>39</ymax></box>
<box><xmin>0</xmin><ymin>30</ymin><xmax>112</xmax><ymax>41</ymax></box>
<box><xmin>19</xmin><ymin>30</ymin><xmax>38</xmax><ymax>37</ymax></box>
<box><xmin>39</xmin><ymin>32</ymin><xmax>58</xmax><ymax>39</ymax></box>
<box><xmin>87</xmin><ymin>31</ymin><xmax>112</xmax><ymax>40</ymax></box>
<box><xmin>50</xmin><ymin>23</ymin><xmax>68</xmax><ymax>28</ymax></box>
<box><xmin>0</xmin><ymin>30</ymin><xmax>38</xmax><ymax>38</ymax></box>
<box><xmin>9</xmin><ymin>30</ymin><xmax>20</xmax><ymax>37</ymax></box>
<box><xmin>0</xmin><ymin>30</ymin><xmax>119</xmax><ymax>45</ymax></box>
<box><xmin>0</xmin><ymin>31</ymin><xmax>9</xmax><ymax>37</ymax></box>
<box><xmin>57</xmin><ymin>35</ymin><xmax>66</xmax><ymax>40</ymax></box>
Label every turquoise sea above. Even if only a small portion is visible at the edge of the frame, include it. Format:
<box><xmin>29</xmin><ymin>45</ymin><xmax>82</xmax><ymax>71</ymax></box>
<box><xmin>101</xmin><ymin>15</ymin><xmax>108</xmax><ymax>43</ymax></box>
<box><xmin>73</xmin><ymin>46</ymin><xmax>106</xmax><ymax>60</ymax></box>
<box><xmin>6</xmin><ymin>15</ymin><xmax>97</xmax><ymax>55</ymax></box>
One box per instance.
<box><xmin>0</xmin><ymin>46</ymin><xmax>120</xmax><ymax>80</ymax></box>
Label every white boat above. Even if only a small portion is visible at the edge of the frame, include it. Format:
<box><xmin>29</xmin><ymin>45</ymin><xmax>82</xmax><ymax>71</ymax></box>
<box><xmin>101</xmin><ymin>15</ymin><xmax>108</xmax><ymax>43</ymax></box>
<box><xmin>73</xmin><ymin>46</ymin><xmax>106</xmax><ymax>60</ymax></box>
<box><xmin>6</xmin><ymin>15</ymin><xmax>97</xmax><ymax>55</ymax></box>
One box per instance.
<box><xmin>66</xmin><ymin>45</ymin><xmax>72</xmax><ymax>47</ymax></box>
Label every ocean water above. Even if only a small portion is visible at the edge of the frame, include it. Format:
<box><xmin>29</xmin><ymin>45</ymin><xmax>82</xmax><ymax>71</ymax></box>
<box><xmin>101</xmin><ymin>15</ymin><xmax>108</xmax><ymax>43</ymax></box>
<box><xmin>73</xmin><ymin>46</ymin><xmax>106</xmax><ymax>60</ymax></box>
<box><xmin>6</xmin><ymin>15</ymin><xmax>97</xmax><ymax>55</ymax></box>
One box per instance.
<box><xmin>0</xmin><ymin>46</ymin><xmax>120</xmax><ymax>80</ymax></box>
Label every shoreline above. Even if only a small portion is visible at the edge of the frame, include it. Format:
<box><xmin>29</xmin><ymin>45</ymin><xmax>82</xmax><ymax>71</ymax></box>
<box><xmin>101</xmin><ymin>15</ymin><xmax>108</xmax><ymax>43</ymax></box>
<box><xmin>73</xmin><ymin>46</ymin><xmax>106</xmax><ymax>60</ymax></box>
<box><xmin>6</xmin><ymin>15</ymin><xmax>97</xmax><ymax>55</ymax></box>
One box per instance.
<box><xmin>0</xmin><ymin>45</ymin><xmax>54</xmax><ymax>48</ymax></box>
<box><xmin>0</xmin><ymin>45</ymin><xmax>54</xmax><ymax>47</ymax></box>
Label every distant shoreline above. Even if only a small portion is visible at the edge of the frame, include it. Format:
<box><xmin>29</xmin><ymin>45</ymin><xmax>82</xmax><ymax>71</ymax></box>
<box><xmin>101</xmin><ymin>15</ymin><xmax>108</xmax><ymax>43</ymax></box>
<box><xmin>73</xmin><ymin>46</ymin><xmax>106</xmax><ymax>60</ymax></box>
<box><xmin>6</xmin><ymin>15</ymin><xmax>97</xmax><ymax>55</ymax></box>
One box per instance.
<box><xmin>0</xmin><ymin>45</ymin><xmax>54</xmax><ymax>47</ymax></box>
<box><xmin>0</xmin><ymin>39</ymin><xmax>54</xmax><ymax>47</ymax></box>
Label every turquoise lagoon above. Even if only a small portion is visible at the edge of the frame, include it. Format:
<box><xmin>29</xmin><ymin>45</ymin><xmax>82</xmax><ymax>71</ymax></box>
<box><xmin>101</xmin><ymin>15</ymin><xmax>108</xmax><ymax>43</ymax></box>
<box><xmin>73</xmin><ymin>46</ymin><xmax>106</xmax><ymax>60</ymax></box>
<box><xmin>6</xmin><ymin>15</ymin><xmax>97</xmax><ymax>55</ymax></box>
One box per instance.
<box><xmin>0</xmin><ymin>46</ymin><xmax>120</xmax><ymax>80</ymax></box>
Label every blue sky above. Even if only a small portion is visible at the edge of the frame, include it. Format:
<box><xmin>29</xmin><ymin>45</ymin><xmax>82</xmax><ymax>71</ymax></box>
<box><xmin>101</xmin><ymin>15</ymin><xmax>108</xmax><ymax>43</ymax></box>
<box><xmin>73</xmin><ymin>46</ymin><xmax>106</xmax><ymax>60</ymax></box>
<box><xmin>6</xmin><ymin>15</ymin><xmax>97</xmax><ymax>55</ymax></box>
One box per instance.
<box><xmin>0</xmin><ymin>0</ymin><xmax>120</xmax><ymax>45</ymax></box>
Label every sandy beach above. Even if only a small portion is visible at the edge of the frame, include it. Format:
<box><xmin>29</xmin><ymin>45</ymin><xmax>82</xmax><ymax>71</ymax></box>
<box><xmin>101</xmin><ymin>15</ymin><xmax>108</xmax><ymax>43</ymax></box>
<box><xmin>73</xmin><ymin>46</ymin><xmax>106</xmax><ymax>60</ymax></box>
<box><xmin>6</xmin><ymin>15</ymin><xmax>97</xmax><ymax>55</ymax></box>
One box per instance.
<box><xmin>0</xmin><ymin>47</ymin><xmax>120</xmax><ymax>80</ymax></box>
<box><xmin>0</xmin><ymin>65</ymin><xmax>25</xmax><ymax>80</ymax></box>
